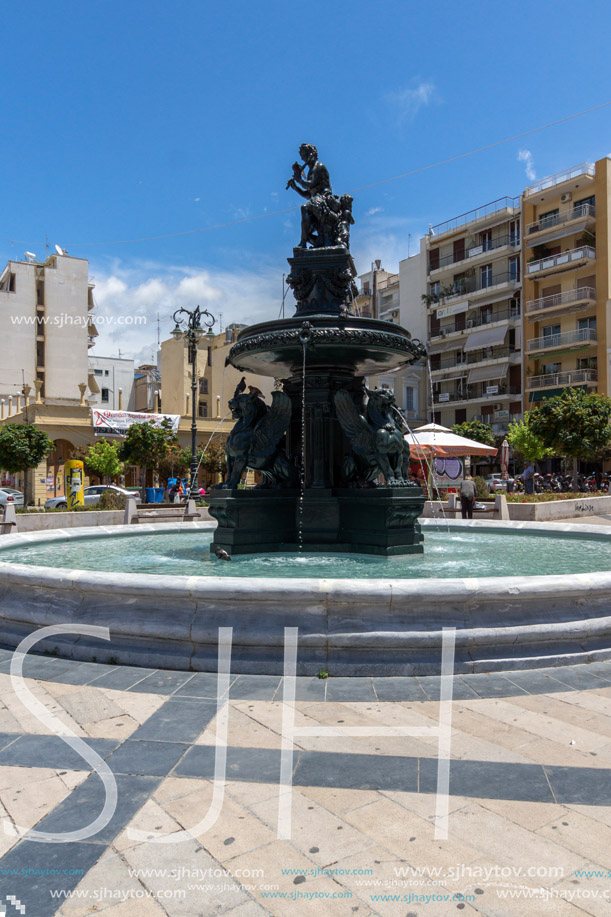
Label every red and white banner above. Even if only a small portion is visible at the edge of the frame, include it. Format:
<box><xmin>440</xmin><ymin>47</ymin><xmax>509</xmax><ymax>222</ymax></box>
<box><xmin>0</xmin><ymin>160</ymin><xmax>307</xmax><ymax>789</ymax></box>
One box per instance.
<box><xmin>91</xmin><ymin>409</ymin><xmax>181</xmax><ymax>438</ymax></box>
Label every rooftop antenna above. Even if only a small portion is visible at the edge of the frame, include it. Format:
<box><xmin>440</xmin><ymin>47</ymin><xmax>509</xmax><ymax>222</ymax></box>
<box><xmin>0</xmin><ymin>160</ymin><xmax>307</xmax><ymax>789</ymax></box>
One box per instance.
<box><xmin>157</xmin><ymin>312</ymin><xmax>160</xmax><ymax>349</ymax></box>
<box><xmin>54</xmin><ymin>244</ymin><xmax>67</xmax><ymax>256</ymax></box>
<box><xmin>24</xmin><ymin>252</ymin><xmax>37</xmax><ymax>262</ymax></box>
<box><xmin>219</xmin><ymin>312</ymin><xmax>224</xmax><ymax>333</ymax></box>
<box><xmin>408</xmin><ymin>233</ymin><xmax>412</xmax><ymax>257</ymax></box>
<box><xmin>45</xmin><ymin>234</ymin><xmax>49</xmax><ymax>256</ymax></box>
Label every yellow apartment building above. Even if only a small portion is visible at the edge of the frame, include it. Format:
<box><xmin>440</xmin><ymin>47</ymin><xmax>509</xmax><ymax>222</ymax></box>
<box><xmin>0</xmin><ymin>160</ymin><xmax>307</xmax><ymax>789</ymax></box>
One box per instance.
<box><xmin>522</xmin><ymin>159</ymin><xmax>609</xmax><ymax>405</ymax></box>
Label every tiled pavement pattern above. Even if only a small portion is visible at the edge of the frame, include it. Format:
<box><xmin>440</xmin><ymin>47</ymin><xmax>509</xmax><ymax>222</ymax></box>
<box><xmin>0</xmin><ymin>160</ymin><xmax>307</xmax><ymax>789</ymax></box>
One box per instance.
<box><xmin>2</xmin><ymin>649</ymin><xmax>611</xmax><ymax>914</ymax></box>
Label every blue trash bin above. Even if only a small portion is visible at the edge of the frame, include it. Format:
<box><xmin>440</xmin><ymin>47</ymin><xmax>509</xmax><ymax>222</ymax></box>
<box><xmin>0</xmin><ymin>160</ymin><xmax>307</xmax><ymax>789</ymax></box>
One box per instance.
<box><xmin>145</xmin><ymin>487</ymin><xmax>156</xmax><ymax>504</ymax></box>
<box><xmin>155</xmin><ymin>488</ymin><xmax>164</xmax><ymax>503</ymax></box>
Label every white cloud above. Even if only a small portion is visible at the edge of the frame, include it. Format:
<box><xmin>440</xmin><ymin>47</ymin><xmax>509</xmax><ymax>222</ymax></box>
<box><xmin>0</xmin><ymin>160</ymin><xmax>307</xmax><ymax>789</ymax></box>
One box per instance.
<box><xmin>518</xmin><ymin>149</ymin><xmax>536</xmax><ymax>181</ymax></box>
<box><xmin>388</xmin><ymin>81</ymin><xmax>437</xmax><ymax>123</ymax></box>
<box><xmin>90</xmin><ymin>259</ymin><xmax>286</xmax><ymax>364</ymax></box>
<box><xmin>366</xmin><ymin>207</ymin><xmax>384</xmax><ymax>216</ymax></box>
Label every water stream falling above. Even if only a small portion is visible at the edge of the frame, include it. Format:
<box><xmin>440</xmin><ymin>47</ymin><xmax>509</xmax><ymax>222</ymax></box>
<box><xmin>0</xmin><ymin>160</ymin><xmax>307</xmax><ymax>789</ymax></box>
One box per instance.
<box><xmin>393</xmin><ymin>407</ymin><xmax>451</xmax><ymax>533</ymax></box>
<box><xmin>297</xmin><ymin>337</ymin><xmax>308</xmax><ymax>551</ymax></box>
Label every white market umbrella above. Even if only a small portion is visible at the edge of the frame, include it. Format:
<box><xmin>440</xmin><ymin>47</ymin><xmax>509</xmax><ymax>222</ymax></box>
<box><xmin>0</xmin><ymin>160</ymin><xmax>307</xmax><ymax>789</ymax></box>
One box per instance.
<box><xmin>405</xmin><ymin>423</ymin><xmax>497</xmax><ymax>458</ymax></box>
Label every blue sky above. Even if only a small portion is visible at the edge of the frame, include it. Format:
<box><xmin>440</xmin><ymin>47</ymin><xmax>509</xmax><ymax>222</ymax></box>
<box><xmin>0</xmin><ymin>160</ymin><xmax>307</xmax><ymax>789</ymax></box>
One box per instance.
<box><xmin>2</xmin><ymin>0</ymin><xmax>610</xmax><ymax>361</ymax></box>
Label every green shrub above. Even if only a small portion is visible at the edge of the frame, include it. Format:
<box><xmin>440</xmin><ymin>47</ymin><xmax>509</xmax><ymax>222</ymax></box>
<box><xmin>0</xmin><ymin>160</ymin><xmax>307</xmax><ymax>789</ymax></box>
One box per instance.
<box><xmin>97</xmin><ymin>491</ymin><xmax>128</xmax><ymax>511</ymax></box>
<box><xmin>473</xmin><ymin>476</ymin><xmax>490</xmax><ymax>500</ymax></box>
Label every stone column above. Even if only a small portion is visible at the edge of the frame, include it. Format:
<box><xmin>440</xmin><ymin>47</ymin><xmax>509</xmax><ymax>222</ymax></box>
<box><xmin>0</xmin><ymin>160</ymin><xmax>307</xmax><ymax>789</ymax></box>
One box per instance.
<box><xmin>7</xmin><ymin>397</ymin><xmax>12</xmax><ymax>417</ymax></box>
<box><xmin>34</xmin><ymin>380</ymin><xmax>43</xmax><ymax>404</ymax></box>
<box><xmin>23</xmin><ymin>385</ymin><xmax>31</xmax><ymax>408</ymax></box>
<box><xmin>118</xmin><ymin>388</ymin><xmax>123</xmax><ymax>410</ymax></box>
<box><xmin>0</xmin><ymin>400</ymin><xmax>4</xmax><ymax>420</ymax></box>
<box><xmin>78</xmin><ymin>383</ymin><xmax>87</xmax><ymax>406</ymax></box>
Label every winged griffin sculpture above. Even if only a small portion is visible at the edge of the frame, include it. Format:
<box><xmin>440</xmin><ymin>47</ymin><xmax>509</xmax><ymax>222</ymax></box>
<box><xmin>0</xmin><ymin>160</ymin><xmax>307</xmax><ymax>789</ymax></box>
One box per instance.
<box><xmin>217</xmin><ymin>378</ymin><xmax>296</xmax><ymax>489</ymax></box>
<box><xmin>334</xmin><ymin>387</ymin><xmax>411</xmax><ymax>487</ymax></box>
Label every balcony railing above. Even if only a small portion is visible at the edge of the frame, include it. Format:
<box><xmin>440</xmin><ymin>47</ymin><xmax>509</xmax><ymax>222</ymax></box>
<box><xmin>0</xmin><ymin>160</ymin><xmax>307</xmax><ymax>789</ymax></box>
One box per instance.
<box><xmin>427</xmin><ymin>271</ymin><xmax>520</xmax><ymax>305</ymax></box>
<box><xmin>526</xmin><ymin>328</ymin><xmax>598</xmax><ymax>353</ymax></box>
<box><xmin>433</xmin><ymin>385</ymin><xmax>521</xmax><ymax>405</ymax></box>
<box><xmin>528</xmin><ymin>369</ymin><xmax>598</xmax><ymax>389</ymax></box>
<box><xmin>526</xmin><ymin>246</ymin><xmax>595</xmax><ymax>275</ymax></box>
<box><xmin>525</xmin><ymin>286</ymin><xmax>596</xmax><ymax>315</ymax></box>
<box><xmin>524</xmin><ymin>163</ymin><xmax>594</xmax><ymax>196</ymax></box>
<box><xmin>527</xmin><ymin>203</ymin><xmax>596</xmax><ymax>235</ymax></box>
<box><xmin>430</xmin><ymin>306</ymin><xmax>521</xmax><ymax>338</ymax></box>
<box><xmin>429</xmin><ymin>197</ymin><xmax>520</xmax><ymax>236</ymax></box>
<box><xmin>377</xmin><ymin>273</ymin><xmax>399</xmax><ymax>291</ymax></box>
<box><xmin>429</xmin><ymin>234</ymin><xmax>519</xmax><ymax>272</ymax></box>
<box><xmin>430</xmin><ymin>347</ymin><xmax>515</xmax><ymax>372</ymax></box>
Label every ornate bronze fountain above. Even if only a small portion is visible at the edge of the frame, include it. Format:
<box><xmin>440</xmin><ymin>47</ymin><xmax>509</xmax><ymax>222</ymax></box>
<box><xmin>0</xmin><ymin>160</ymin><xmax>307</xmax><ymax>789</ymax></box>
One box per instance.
<box><xmin>207</xmin><ymin>144</ymin><xmax>427</xmax><ymax>555</ymax></box>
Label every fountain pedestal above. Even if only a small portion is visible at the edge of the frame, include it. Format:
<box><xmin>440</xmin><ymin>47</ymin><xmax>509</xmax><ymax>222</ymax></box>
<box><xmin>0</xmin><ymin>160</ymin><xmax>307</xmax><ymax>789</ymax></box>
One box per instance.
<box><xmin>208</xmin><ymin>486</ymin><xmax>424</xmax><ymax>556</ymax></box>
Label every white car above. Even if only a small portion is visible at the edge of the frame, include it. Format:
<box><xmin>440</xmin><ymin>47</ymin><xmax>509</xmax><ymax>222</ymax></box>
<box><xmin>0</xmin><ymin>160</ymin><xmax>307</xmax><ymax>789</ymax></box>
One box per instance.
<box><xmin>0</xmin><ymin>488</ymin><xmax>25</xmax><ymax>507</ymax></box>
<box><xmin>44</xmin><ymin>485</ymin><xmax>135</xmax><ymax>510</ymax></box>
<box><xmin>484</xmin><ymin>474</ymin><xmax>515</xmax><ymax>493</ymax></box>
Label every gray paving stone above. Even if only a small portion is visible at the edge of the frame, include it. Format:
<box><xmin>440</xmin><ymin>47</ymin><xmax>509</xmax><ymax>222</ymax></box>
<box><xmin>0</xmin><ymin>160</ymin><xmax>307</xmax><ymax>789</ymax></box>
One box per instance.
<box><xmin>89</xmin><ymin>665</ymin><xmax>158</xmax><ymax>691</ymax></box>
<box><xmin>499</xmin><ymin>669</ymin><xmax>568</xmax><ymax>695</ymax></box>
<box><xmin>372</xmin><ymin>677</ymin><xmax>428</xmax><ymax>702</ymax></box>
<box><xmin>31</xmin><ymin>772</ymin><xmax>161</xmax><ymax>844</ymax></box>
<box><xmin>106</xmin><ymin>739</ymin><xmax>188</xmax><ymax>776</ymax></box>
<box><xmin>326</xmin><ymin>678</ymin><xmax>376</xmax><ymax>702</ymax></box>
<box><xmin>126</xmin><ymin>670</ymin><xmax>196</xmax><ymax>694</ymax></box>
<box><xmin>296</xmin><ymin>750</ymin><xmax>419</xmax><ymax>792</ymax></box>
<box><xmin>545</xmin><ymin>764</ymin><xmax>611</xmax><ymax>805</ymax></box>
<box><xmin>0</xmin><ymin>735</ymin><xmax>119</xmax><ymax>770</ymax></box>
<box><xmin>175</xmin><ymin>745</ymin><xmax>284</xmax><ymax>782</ymax></box>
<box><xmin>173</xmin><ymin>672</ymin><xmax>234</xmax><ymax>698</ymax></box>
<box><xmin>0</xmin><ymin>840</ymin><xmax>103</xmax><ymax>917</ymax></box>
<box><xmin>130</xmin><ymin>698</ymin><xmax>218</xmax><ymax>743</ymax></box>
<box><xmin>228</xmin><ymin>675</ymin><xmax>282</xmax><ymax>700</ymax></box>
<box><xmin>545</xmin><ymin>665</ymin><xmax>611</xmax><ymax>692</ymax></box>
<box><xmin>0</xmin><ymin>732</ymin><xmax>20</xmax><ymax>752</ymax></box>
<box><xmin>460</xmin><ymin>674</ymin><xmax>529</xmax><ymax>697</ymax></box>
<box><xmin>40</xmin><ymin>661</ymin><xmax>120</xmax><ymax>685</ymax></box>
<box><xmin>420</xmin><ymin>758</ymin><xmax>555</xmax><ymax>803</ymax></box>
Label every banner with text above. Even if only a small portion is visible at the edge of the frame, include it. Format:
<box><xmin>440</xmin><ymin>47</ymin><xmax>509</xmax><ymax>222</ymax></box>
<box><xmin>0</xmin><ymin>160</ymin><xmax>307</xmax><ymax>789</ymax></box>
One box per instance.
<box><xmin>91</xmin><ymin>409</ymin><xmax>181</xmax><ymax>438</ymax></box>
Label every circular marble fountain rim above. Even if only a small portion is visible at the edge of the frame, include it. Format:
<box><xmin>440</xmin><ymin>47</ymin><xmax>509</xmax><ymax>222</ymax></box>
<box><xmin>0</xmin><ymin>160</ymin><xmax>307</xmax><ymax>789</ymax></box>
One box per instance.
<box><xmin>0</xmin><ymin>518</ymin><xmax>610</xmax><ymax>595</ymax></box>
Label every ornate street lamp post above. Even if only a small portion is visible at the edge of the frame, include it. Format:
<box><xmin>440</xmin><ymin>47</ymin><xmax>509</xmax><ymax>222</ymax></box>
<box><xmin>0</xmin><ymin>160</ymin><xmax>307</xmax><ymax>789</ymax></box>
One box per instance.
<box><xmin>171</xmin><ymin>306</ymin><xmax>216</xmax><ymax>498</ymax></box>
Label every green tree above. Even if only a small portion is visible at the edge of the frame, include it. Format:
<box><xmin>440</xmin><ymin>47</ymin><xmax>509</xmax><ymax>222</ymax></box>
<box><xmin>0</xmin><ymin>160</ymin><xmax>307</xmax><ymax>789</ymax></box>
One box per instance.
<box><xmin>528</xmin><ymin>388</ymin><xmax>611</xmax><ymax>491</ymax></box>
<box><xmin>199</xmin><ymin>441</ymin><xmax>227</xmax><ymax>478</ymax></box>
<box><xmin>158</xmin><ymin>444</ymin><xmax>191</xmax><ymax>484</ymax></box>
<box><xmin>452</xmin><ymin>420</ymin><xmax>496</xmax><ymax>448</ymax></box>
<box><xmin>83</xmin><ymin>440</ymin><xmax>124</xmax><ymax>484</ymax></box>
<box><xmin>118</xmin><ymin>420</ymin><xmax>177</xmax><ymax>500</ymax></box>
<box><xmin>0</xmin><ymin>423</ymin><xmax>54</xmax><ymax>505</ymax></box>
<box><xmin>506</xmin><ymin>415</ymin><xmax>554</xmax><ymax>464</ymax></box>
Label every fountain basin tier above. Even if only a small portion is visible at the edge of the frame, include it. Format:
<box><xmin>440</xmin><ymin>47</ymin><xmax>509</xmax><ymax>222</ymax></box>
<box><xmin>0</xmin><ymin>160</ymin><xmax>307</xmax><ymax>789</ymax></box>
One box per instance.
<box><xmin>227</xmin><ymin>315</ymin><xmax>424</xmax><ymax>378</ymax></box>
<box><xmin>2</xmin><ymin>520</ymin><xmax>611</xmax><ymax>675</ymax></box>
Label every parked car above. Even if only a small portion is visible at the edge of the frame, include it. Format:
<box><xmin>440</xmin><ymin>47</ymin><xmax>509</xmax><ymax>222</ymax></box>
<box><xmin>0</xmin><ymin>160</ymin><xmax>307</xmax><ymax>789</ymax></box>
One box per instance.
<box><xmin>483</xmin><ymin>474</ymin><xmax>515</xmax><ymax>493</ymax></box>
<box><xmin>0</xmin><ymin>488</ymin><xmax>25</xmax><ymax>507</ymax></box>
<box><xmin>44</xmin><ymin>484</ymin><xmax>135</xmax><ymax>510</ymax></box>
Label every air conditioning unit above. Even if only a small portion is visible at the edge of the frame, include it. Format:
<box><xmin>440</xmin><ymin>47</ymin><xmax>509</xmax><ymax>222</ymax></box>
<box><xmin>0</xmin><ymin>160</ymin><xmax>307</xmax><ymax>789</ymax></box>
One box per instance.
<box><xmin>465</xmin><ymin>319</ymin><xmax>474</xmax><ymax>328</ymax></box>
<box><xmin>493</xmin><ymin>403</ymin><xmax>503</xmax><ymax>411</ymax></box>
<box><xmin>560</xmin><ymin>192</ymin><xmax>572</xmax><ymax>203</ymax></box>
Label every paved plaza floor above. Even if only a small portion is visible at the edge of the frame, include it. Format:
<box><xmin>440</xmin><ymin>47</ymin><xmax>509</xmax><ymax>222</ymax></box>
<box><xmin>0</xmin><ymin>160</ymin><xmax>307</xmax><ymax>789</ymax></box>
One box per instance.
<box><xmin>1</xmin><ymin>647</ymin><xmax>611</xmax><ymax>915</ymax></box>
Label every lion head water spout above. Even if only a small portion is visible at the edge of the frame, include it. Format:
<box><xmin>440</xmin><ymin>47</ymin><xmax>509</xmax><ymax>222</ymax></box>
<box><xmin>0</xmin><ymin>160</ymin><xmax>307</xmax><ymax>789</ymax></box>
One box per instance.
<box><xmin>206</xmin><ymin>144</ymin><xmax>427</xmax><ymax>556</ymax></box>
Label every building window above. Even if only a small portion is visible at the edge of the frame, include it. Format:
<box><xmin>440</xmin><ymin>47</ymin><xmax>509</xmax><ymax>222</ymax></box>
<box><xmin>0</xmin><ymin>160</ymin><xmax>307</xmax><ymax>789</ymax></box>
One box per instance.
<box><xmin>429</xmin><ymin>281</ymin><xmax>440</xmax><ymax>298</ymax></box>
<box><xmin>480</xmin><ymin>230</ymin><xmax>492</xmax><ymax>252</ymax></box>
<box><xmin>94</xmin><ymin>369</ymin><xmax>103</xmax><ymax>376</ymax></box>
<box><xmin>199</xmin><ymin>378</ymin><xmax>209</xmax><ymax>395</ymax></box>
<box><xmin>509</xmin><ymin>256</ymin><xmax>520</xmax><ymax>282</ymax></box>
<box><xmin>578</xmin><ymin>317</ymin><xmax>597</xmax><ymax>331</ymax></box>
<box><xmin>542</xmin><ymin>363</ymin><xmax>561</xmax><ymax>376</ymax></box>
<box><xmin>577</xmin><ymin>356</ymin><xmax>597</xmax><ymax>371</ymax></box>
<box><xmin>199</xmin><ymin>402</ymin><xmax>208</xmax><ymax>417</ymax></box>
<box><xmin>574</xmin><ymin>195</ymin><xmax>595</xmax><ymax>213</ymax></box>
<box><xmin>104</xmin><ymin>370</ymin><xmax>109</xmax><ymax>376</ymax></box>
<box><xmin>0</xmin><ymin>271</ymin><xmax>16</xmax><ymax>292</ymax></box>
<box><xmin>101</xmin><ymin>388</ymin><xmax>110</xmax><ymax>403</ymax></box>
<box><xmin>404</xmin><ymin>386</ymin><xmax>415</xmax><ymax>413</ymax></box>
<box><xmin>480</xmin><ymin>264</ymin><xmax>493</xmax><ymax>288</ymax></box>
<box><xmin>539</xmin><ymin>208</ymin><xmax>559</xmax><ymax>230</ymax></box>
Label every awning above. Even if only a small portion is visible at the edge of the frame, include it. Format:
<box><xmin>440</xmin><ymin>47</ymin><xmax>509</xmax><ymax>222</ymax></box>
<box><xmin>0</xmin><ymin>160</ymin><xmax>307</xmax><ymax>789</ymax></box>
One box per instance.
<box><xmin>437</xmin><ymin>372</ymin><xmax>468</xmax><ymax>383</ymax></box>
<box><xmin>467</xmin><ymin>361</ymin><xmax>509</xmax><ymax>384</ymax></box>
<box><xmin>464</xmin><ymin>326</ymin><xmax>508</xmax><ymax>351</ymax></box>
<box><xmin>528</xmin><ymin>385</ymin><xmax>587</xmax><ymax>403</ymax></box>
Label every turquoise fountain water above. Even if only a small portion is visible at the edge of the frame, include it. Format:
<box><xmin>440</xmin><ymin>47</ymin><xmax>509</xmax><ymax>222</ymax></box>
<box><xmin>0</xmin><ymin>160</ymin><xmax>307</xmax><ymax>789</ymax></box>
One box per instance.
<box><xmin>2</xmin><ymin>527</ymin><xmax>610</xmax><ymax>580</ymax></box>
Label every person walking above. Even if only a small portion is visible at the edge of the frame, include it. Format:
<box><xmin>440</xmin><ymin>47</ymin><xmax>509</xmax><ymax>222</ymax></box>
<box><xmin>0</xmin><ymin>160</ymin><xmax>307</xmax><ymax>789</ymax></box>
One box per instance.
<box><xmin>522</xmin><ymin>462</ymin><xmax>534</xmax><ymax>495</ymax></box>
<box><xmin>460</xmin><ymin>475</ymin><xmax>476</xmax><ymax>519</ymax></box>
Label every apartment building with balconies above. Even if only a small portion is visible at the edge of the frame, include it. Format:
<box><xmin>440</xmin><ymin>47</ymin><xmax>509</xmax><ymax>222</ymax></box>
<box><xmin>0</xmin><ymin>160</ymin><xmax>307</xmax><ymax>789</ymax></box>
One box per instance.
<box><xmin>424</xmin><ymin>197</ymin><xmax>523</xmax><ymax>434</ymax></box>
<box><xmin>522</xmin><ymin>159</ymin><xmax>610</xmax><ymax>405</ymax></box>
